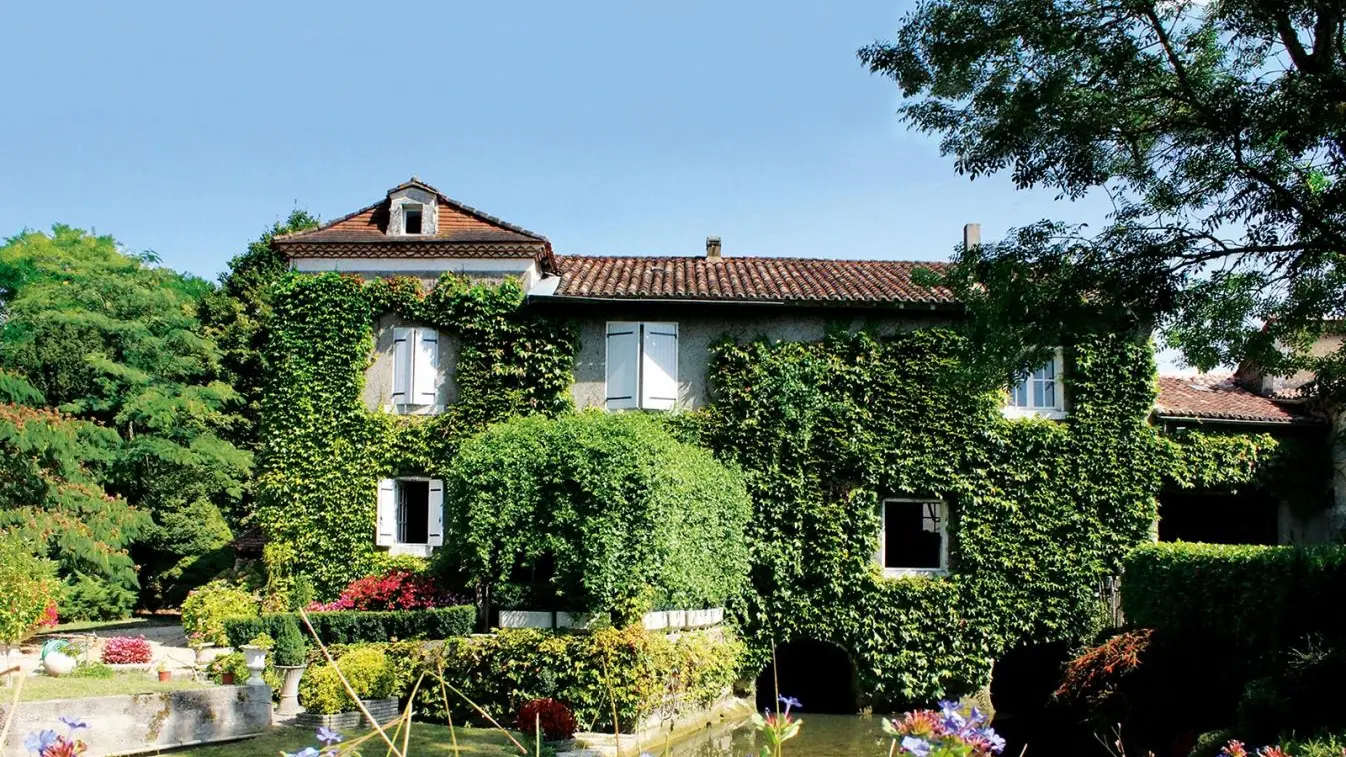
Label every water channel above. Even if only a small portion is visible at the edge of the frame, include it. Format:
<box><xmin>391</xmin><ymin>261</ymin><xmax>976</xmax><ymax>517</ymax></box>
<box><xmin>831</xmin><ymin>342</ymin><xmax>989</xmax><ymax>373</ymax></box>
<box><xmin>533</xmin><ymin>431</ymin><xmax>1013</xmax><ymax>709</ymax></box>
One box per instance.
<box><xmin>659</xmin><ymin>713</ymin><xmax>894</xmax><ymax>757</ymax></box>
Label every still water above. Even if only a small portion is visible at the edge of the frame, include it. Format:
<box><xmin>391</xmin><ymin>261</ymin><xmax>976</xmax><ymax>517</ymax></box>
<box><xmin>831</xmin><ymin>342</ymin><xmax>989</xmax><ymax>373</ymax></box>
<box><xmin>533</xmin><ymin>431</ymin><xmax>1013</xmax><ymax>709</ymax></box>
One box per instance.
<box><xmin>660</xmin><ymin>714</ymin><xmax>892</xmax><ymax>757</ymax></box>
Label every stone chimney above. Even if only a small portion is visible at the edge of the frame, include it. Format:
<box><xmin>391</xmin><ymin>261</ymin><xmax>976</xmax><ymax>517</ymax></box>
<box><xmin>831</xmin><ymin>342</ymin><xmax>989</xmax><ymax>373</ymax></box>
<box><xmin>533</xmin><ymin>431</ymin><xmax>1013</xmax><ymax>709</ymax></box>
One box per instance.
<box><xmin>706</xmin><ymin>236</ymin><xmax>723</xmax><ymax>262</ymax></box>
<box><xmin>963</xmin><ymin>223</ymin><xmax>981</xmax><ymax>250</ymax></box>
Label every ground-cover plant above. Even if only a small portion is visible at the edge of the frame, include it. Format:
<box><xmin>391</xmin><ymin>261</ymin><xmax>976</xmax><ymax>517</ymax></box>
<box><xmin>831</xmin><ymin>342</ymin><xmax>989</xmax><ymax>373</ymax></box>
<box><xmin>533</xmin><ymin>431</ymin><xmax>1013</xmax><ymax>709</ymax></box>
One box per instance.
<box><xmin>181</xmin><ymin>581</ymin><xmax>258</xmax><ymax>646</ymax></box>
<box><xmin>516</xmin><ymin>698</ymin><xmax>576</xmax><ymax>741</ymax></box>
<box><xmin>100</xmin><ymin>636</ymin><xmax>152</xmax><ymax>664</ymax></box>
<box><xmin>312</xmin><ymin>570</ymin><xmax>459</xmax><ymax>612</ymax></box>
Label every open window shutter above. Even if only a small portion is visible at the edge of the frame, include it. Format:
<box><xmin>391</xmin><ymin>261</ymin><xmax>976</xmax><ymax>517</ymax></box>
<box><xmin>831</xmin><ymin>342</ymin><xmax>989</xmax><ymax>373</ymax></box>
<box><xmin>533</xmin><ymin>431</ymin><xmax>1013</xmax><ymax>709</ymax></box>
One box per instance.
<box><xmin>605</xmin><ymin>322</ymin><xmax>639</xmax><ymax>410</ymax></box>
<box><xmin>640</xmin><ymin>322</ymin><xmax>678</xmax><ymax>410</ymax></box>
<box><xmin>427</xmin><ymin>480</ymin><xmax>444</xmax><ymax>547</ymax></box>
<box><xmin>391</xmin><ymin>328</ymin><xmax>412</xmax><ymax>405</ymax></box>
<box><xmin>413</xmin><ymin>328</ymin><xmax>439</xmax><ymax>405</ymax></box>
<box><xmin>376</xmin><ymin>479</ymin><xmax>396</xmax><ymax>546</ymax></box>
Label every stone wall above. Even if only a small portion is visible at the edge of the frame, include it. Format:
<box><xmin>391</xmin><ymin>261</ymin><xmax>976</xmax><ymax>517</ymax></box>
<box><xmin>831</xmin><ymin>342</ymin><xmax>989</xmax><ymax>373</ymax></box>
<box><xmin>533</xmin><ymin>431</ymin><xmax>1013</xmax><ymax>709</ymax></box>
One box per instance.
<box><xmin>0</xmin><ymin>686</ymin><xmax>271</xmax><ymax>757</ymax></box>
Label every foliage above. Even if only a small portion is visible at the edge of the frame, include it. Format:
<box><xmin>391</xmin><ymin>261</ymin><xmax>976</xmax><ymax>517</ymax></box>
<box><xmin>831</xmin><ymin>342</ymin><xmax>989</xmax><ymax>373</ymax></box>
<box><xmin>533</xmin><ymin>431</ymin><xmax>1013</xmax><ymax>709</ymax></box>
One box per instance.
<box><xmin>273</xmin><ymin>615</ymin><xmax>308</xmax><ymax>667</ymax></box>
<box><xmin>255</xmin><ymin>272</ymin><xmax>577</xmax><ymax>595</ymax></box>
<box><xmin>299</xmin><ymin>646</ymin><xmax>396</xmax><ymax>714</ymax></box>
<box><xmin>0</xmin><ymin>226</ymin><xmax>250</xmax><ymax>611</ymax></box>
<box><xmin>517</xmin><ymin>698</ymin><xmax>577</xmax><ymax>741</ymax></box>
<box><xmin>223</xmin><ymin>606</ymin><xmax>476</xmax><ymax>649</ymax></box>
<box><xmin>1280</xmin><ymin>731</ymin><xmax>1346</xmax><ymax>757</ymax></box>
<box><xmin>882</xmin><ymin>700</ymin><xmax>1006</xmax><ymax>756</ymax></box>
<box><xmin>699</xmin><ymin>328</ymin><xmax>1161</xmax><ymax>704</ymax></box>
<box><xmin>861</xmin><ymin>0</ymin><xmax>1346</xmax><ymax>394</ymax></box>
<box><xmin>438</xmin><ymin>411</ymin><xmax>752</xmax><ymax>619</ymax></box>
<box><xmin>314</xmin><ymin>569</ymin><xmax>459</xmax><ymax>612</ymax></box>
<box><xmin>0</xmin><ymin>397</ymin><xmax>145</xmax><ymax>620</ymax></box>
<box><xmin>411</xmin><ymin>626</ymin><xmax>743</xmax><ymax>733</ymax></box>
<box><xmin>100</xmin><ymin>635</ymin><xmax>152</xmax><ymax>664</ymax></box>
<box><xmin>752</xmin><ymin>696</ymin><xmax>803</xmax><ymax>757</ymax></box>
<box><xmin>1054</xmin><ymin>628</ymin><xmax>1154</xmax><ymax>707</ymax></box>
<box><xmin>1122</xmin><ymin>543</ymin><xmax>1346</xmax><ymax>654</ymax></box>
<box><xmin>0</xmin><ymin>531</ymin><xmax>59</xmax><ymax>642</ymax></box>
<box><xmin>198</xmin><ymin>209</ymin><xmax>320</xmax><ymax>451</ymax></box>
<box><xmin>207</xmin><ymin>651</ymin><xmax>248</xmax><ymax>685</ymax></box>
<box><xmin>181</xmin><ymin>580</ymin><xmax>258</xmax><ymax>647</ymax></box>
<box><xmin>69</xmin><ymin>661</ymin><xmax>115</xmax><ymax>679</ymax></box>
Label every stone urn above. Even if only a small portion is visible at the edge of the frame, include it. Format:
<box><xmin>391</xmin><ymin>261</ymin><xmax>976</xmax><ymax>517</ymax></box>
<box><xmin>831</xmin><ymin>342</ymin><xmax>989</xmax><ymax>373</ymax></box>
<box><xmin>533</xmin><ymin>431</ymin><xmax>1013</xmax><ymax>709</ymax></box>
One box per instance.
<box><xmin>241</xmin><ymin>644</ymin><xmax>267</xmax><ymax>686</ymax></box>
<box><xmin>275</xmin><ymin>664</ymin><xmax>307</xmax><ymax>716</ymax></box>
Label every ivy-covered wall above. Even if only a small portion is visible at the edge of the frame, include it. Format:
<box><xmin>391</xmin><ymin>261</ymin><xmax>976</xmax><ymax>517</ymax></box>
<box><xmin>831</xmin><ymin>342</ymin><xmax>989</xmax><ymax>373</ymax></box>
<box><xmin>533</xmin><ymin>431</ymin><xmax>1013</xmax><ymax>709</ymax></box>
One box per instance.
<box><xmin>258</xmin><ymin>270</ymin><xmax>1316</xmax><ymax>706</ymax></box>
<box><xmin>254</xmin><ymin>272</ymin><xmax>577</xmax><ymax>594</ymax></box>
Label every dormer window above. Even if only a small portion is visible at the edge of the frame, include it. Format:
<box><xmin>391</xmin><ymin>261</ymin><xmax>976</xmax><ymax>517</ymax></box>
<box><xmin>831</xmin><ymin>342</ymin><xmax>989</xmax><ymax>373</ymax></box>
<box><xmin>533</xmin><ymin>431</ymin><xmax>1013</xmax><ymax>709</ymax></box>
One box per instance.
<box><xmin>404</xmin><ymin>204</ymin><xmax>424</xmax><ymax>235</ymax></box>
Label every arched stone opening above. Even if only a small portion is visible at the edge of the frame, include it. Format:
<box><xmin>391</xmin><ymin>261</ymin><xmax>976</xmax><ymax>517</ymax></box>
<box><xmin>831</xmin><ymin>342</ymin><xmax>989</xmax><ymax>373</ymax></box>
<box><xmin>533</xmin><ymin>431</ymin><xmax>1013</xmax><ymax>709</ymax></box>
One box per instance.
<box><xmin>755</xmin><ymin>639</ymin><xmax>859</xmax><ymax>714</ymax></box>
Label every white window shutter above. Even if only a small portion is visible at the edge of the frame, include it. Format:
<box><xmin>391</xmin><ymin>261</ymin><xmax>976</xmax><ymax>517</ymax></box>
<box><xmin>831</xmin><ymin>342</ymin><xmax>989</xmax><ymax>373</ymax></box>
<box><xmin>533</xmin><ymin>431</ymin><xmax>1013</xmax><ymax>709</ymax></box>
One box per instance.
<box><xmin>376</xmin><ymin>479</ymin><xmax>396</xmax><ymax>547</ymax></box>
<box><xmin>413</xmin><ymin>328</ymin><xmax>439</xmax><ymax>406</ymax></box>
<box><xmin>392</xmin><ymin>328</ymin><xmax>413</xmax><ymax>405</ymax></box>
<box><xmin>605</xmin><ymin>322</ymin><xmax>640</xmax><ymax>410</ymax></box>
<box><xmin>640</xmin><ymin>322</ymin><xmax>678</xmax><ymax>410</ymax></box>
<box><xmin>427</xmin><ymin>480</ymin><xmax>444</xmax><ymax>547</ymax></box>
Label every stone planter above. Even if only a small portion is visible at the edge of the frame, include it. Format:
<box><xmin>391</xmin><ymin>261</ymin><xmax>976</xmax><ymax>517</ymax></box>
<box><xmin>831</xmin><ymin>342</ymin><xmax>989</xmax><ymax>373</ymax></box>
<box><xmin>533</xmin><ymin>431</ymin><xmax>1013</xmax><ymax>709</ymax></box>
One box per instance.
<box><xmin>241</xmin><ymin>645</ymin><xmax>267</xmax><ymax>686</ymax></box>
<box><xmin>498</xmin><ymin>610</ymin><xmax>554</xmax><ymax>629</ymax></box>
<box><xmin>294</xmin><ymin>697</ymin><xmax>400</xmax><ymax>731</ymax></box>
<box><xmin>555</xmin><ymin>612</ymin><xmax>609</xmax><ymax>631</ymax></box>
<box><xmin>641</xmin><ymin>611</ymin><xmax>669</xmax><ymax>631</ymax></box>
<box><xmin>664</xmin><ymin>610</ymin><xmax>687</xmax><ymax>630</ymax></box>
<box><xmin>685</xmin><ymin>608</ymin><xmax>723</xmax><ymax>628</ymax></box>
<box><xmin>276</xmin><ymin>664</ymin><xmax>307</xmax><ymax>716</ymax></box>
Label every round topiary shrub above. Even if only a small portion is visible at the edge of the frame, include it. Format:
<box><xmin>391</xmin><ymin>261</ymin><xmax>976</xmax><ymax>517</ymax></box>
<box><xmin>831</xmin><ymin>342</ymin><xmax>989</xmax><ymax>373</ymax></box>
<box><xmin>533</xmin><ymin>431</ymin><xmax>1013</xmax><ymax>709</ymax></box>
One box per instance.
<box><xmin>272</xmin><ymin>616</ymin><xmax>308</xmax><ymax>667</ymax></box>
<box><xmin>298</xmin><ymin>646</ymin><xmax>396</xmax><ymax>714</ymax></box>
<box><xmin>517</xmin><ymin>697</ymin><xmax>577</xmax><ymax>741</ymax></box>
<box><xmin>437</xmin><ymin>412</ymin><xmax>752</xmax><ymax>622</ymax></box>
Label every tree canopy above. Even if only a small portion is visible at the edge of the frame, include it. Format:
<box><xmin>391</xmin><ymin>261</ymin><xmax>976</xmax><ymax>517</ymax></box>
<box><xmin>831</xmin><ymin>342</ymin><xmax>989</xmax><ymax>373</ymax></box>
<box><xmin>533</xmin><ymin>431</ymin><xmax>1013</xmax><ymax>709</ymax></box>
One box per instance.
<box><xmin>862</xmin><ymin>0</ymin><xmax>1346</xmax><ymax>391</ymax></box>
<box><xmin>0</xmin><ymin>226</ymin><xmax>249</xmax><ymax>614</ymax></box>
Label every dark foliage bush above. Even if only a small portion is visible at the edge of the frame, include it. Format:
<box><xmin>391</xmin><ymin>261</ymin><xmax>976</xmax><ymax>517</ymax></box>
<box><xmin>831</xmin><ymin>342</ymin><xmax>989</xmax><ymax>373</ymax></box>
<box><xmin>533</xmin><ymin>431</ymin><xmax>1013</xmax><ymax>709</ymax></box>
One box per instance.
<box><xmin>223</xmin><ymin>605</ymin><xmax>476</xmax><ymax>649</ymax></box>
<box><xmin>517</xmin><ymin>698</ymin><xmax>577</xmax><ymax>741</ymax></box>
<box><xmin>272</xmin><ymin>616</ymin><xmax>307</xmax><ymax>667</ymax></box>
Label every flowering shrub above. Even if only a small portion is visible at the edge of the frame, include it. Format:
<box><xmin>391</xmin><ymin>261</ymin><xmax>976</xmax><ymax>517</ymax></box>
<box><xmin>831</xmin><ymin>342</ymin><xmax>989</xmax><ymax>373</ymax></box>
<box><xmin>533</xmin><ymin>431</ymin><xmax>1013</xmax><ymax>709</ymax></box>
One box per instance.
<box><xmin>1055</xmin><ymin>628</ymin><xmax>1153</xmax><ymax>705</ymax></box>
<box><xmin>24</xmin><ymin>717</ymin><xmax>89</xmax><ymax>757</ymax></box>
<box><xmin>100</xmin><ymin>636</ymin><xmax>152</xmax><ymax>664</ymax></box>
<box><xmin>309</xmin><ymin>570</ymin><xmax>457</xmax><ymax>612</ymax></box>
<box><xmin>0</xmin><ymin>535</ymin><xmax>59</xmax><ymax>644</ymax></box>
<box><xmin>884</xmin><ymin>700</ymin><xmax>1006</xmax><ymax>756</ymax></box>
<box><xmin>517</xmin><ymin>698</ymin><xmax>577</xmax><ymax>741</ymax></box>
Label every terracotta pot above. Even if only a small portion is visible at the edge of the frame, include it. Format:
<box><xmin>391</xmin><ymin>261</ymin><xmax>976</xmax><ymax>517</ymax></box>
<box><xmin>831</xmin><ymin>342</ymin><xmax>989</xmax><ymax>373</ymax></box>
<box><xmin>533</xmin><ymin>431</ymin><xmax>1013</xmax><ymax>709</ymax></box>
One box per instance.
<box><xmin>220</xmin><ymin>671</ymin><xmax>235</xmax><ymax>685</ymax></box>
<box><xmin>158</xmin><ymin>670</ymin><xmax>172</xmax><ymax>682</ymax></box>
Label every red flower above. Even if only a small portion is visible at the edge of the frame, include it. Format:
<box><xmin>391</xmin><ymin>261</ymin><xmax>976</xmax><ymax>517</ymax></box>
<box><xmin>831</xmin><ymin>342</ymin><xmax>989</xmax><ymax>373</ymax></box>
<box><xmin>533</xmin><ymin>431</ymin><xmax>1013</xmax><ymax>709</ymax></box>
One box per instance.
<box><xmin>311</xmin><ymin>570</ymin><xmax>460</xmax><ymax>612</ymax></box>
<box><xmin>517</xmin><ymin>698</ymin><xmax>577</xmax><ymax>741</ymax></box>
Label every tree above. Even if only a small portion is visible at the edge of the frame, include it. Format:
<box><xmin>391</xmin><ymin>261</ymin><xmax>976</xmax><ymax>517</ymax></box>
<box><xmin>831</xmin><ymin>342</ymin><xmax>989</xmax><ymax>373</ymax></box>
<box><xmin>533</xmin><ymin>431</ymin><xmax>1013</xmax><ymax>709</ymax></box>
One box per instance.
<box><xmin>0</xmin><ymin>227</ymin><xmax>249</xmax><ymax>612</ymax></box>
<box><xmin>861</xmin><ymin>0</ymin><xmax>1346</xmax><ymax>392</ymax></box>
<box><xmin>198</xmin><ymin>209</ymin><xmax>319</xmax><ymax>449</ymax></box>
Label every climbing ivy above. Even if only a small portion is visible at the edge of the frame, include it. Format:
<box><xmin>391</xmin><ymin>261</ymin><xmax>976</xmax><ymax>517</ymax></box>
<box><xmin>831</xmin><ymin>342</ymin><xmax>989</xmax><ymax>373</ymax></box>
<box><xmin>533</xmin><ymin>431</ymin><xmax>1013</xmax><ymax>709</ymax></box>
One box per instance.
<box><xmin>254</xmin><ymin>272</ymin><xmax>576</xmax><ymax>595</ymax></box>
<box><xmin>696</xmin><ymin>328</ymin><xmax>1167</xmax><ymax>706</ymax></box>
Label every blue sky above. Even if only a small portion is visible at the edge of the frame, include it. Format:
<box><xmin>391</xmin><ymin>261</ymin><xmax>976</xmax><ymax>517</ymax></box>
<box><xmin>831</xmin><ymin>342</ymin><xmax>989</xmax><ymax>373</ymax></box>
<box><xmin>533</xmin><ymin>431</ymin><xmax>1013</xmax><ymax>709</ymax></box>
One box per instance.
<box><xmin>0</xmin><ymin>1</ymin><xmax>1111</xmax><ymax>283</ymax></box>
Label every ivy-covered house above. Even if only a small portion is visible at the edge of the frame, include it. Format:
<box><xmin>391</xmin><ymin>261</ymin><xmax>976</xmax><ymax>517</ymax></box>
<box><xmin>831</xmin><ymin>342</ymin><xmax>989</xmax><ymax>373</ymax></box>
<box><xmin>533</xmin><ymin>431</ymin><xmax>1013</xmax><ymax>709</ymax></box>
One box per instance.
<box><xmin>259</xmin><ymin>178</ymin><xmax>1338</xmax><ymax>707</ymax></box>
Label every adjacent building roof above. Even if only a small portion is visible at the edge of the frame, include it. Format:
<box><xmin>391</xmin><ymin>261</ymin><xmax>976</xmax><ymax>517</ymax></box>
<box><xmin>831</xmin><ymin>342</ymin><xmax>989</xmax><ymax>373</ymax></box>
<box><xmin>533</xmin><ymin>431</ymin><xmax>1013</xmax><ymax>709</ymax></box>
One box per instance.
<box><xmin>274</xmin><ymin>178</ymin><xmax>549</xmax><ymax>259</ymax></box>
<box><xmin>1153</xmin><ymin>375</ymin><xmax>1322</xmax><ymax>425</ymax></box>
<box><xmin>547</xmin><ymin>255</ymin><xmax>955</xmax><ymax>305</ymax></box>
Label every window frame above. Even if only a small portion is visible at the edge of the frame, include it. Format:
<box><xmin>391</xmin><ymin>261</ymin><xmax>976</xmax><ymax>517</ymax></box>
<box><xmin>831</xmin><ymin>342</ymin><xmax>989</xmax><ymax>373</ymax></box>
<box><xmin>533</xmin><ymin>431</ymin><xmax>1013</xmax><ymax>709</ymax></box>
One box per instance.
<box><xmin>1003</xmin><ymin>348</ymin><xmax>1067</xmax><ymax>420</ymax></box>
<box><xmin>403</xmin><ymin>203</ymin><xmax>424</xmax><ymax>235</ymax></box>
<box><xmin>383</xmin><ymin>476</ymin><xmax>443</xmax><ymax>558</ymax></box>
<box><xmin>877</xmin><ymin>497</ymin><xmax>949</xmax><ymax>578</ymax></box>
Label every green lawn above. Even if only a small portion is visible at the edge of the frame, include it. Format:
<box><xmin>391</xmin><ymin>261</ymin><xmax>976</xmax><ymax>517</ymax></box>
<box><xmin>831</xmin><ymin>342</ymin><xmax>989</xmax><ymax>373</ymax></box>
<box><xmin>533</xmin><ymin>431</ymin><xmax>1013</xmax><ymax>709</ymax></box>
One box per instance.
<box><xmin>168</xmin><ymin>724</ymin><xmax>532</xmax><ymax>757</ymax></box>
<box><xmin>13</xmin><ymin>672</ymin><xmax>207</xmax><ymax>702</ymax></box>
<box><xmin>43</xmin><ymin>616</ymin><xmax>176</xmax><ymax>634</ymax></box>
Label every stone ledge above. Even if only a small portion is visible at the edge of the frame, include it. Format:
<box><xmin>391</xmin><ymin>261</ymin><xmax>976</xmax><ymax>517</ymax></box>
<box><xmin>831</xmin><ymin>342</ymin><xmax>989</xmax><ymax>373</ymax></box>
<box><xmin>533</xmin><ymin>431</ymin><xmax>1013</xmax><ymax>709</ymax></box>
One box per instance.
<box><xmin>290</xmin><ymin>698</ymin><xmax>401</xmax><ymax>731</ymax></box>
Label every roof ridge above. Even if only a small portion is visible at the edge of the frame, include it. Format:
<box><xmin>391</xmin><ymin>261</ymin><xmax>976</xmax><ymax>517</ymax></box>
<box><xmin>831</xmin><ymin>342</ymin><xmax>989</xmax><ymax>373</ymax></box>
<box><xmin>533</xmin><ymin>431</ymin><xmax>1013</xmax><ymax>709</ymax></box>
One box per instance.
<box><xmin>555</xmin><ymin>253</ymin><xmax>950</xmax><ymax>265</ymax></box>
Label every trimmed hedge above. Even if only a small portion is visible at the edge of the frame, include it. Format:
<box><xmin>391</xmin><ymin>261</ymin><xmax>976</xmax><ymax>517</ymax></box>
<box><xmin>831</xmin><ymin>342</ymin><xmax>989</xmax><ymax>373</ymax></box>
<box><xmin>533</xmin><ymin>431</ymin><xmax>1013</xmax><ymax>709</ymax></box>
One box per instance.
<box><xmin>223</xmin><ymin>605</ymin><xmax>476</xmax><ymax>648</ymax></box>
<box><xmin>1123</xmin><ymin>542</ymin><xmax>1346</xmax><ymax>651</ymax></box>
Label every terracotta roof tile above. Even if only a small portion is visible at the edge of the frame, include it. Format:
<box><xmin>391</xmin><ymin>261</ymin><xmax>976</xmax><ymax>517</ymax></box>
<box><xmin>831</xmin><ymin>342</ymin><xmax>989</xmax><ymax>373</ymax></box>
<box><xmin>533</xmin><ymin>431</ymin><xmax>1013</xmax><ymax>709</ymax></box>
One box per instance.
<box><xmin>549</xmin><ymin>255</ymin><xmax>954</xmax><ymax>305</ymax></box>
<box><xmin>1154</xmin><ymin>375</ymin><xmax>1321</xmax><ymax>424</ymax></box>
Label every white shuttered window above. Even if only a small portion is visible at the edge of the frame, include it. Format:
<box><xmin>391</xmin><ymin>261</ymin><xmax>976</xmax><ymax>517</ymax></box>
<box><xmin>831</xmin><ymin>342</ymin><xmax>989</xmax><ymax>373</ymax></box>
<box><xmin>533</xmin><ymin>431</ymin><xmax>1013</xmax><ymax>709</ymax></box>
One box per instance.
<box><xmin>605</xmin><ymin>321</ymin><xmax>679</xmax><ymax>411</ymax></box>
<box><xmin>376</xmin><ymin>477</ymin><xmax>444</xmax><ymax>555</ymax></box>
<box><xmin>390</xmin><ymin>326</ymin><xmax>441</xmax><ymax>412</ymax></box>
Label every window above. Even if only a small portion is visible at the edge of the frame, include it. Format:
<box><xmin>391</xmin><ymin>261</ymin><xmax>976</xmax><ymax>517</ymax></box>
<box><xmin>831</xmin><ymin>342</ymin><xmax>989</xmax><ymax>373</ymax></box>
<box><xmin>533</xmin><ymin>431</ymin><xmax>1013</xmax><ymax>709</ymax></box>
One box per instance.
<box><xmin>1004</xmin><ymin>349</ymin><xmax>1066</xmax><ymax>419</ymax></box>
<box><xmin>403</xmin><ymin>204</ymin><xmax>424</xmax><ymax>235</ymax></box>
<box><xmin>391</xmin><ymin>327</ymin><xmax>440</xmax><ymax>411</ymax></box>
<box><xmin>605</xmin><ymin>321</ymin><xmax>678</xmax><ymax>410</ymax></box>
<box><xmin>878</xmin><ymin>498</ymin><xmax>948</xmax><ymax>576</ymax></box>
<box><xmin>376</xmin><ymin>478</ymin><xmax>444</xmax><ymax>556</ymax></box>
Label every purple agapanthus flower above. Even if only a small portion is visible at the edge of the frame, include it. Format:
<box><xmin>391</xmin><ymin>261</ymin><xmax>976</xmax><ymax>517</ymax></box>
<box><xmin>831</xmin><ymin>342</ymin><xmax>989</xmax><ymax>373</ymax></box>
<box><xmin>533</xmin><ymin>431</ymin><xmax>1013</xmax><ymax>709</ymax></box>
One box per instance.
<box><xmin>901</xmin><ymin>736</ymin><xmax>932</xmax><ymax>757</ymax></box>
<box><xmin>24</xmin><ymin>730</ymin><xmax>59</xmax><ymax>755</ymax></box>
<box><xmin>777</xmin><ymin>695</ymin><xmax>802</xmax><ymax>712</ymax></box>
<box><xmin>57</xmin><ymin>717</ymin><xmax>88</xmax><ymax>732</ymax></box>
<box><xmin>315</xmin><ymin>727</ymin><xmax>342</xmax><ymax>746</ymax></box>
<box><xmin>982</xmin><ymin>729</ymin><xmax>1007</xmax><ymax>754</ymax></box>
<box><xmin>284</xmin><ymin>748</ymin><xmax>319</xmax><ymax>757</ymax></box>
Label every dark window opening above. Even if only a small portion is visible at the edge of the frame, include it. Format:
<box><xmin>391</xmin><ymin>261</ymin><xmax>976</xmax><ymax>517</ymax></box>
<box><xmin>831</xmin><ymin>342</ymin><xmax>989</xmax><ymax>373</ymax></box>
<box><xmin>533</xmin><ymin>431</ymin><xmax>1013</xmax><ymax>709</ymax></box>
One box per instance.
<box><xmin>755</xmin><ymin>639</ymin><xmax>858</xmax><ymax>714</ymax></box>
<box><xmin>1158</xmin><ymin>489</ymin><xmax>1279</xmax><ymax>545</ymax></box>
<box><xmin>884</xmin><ymin>499</ymin><xmax>943</xmax><ymax>569</ymax></box>
<box><xmin>397</xmin><ymin>480</ymin><xmax>429</xmax><ymax>544</ymax></box>
<box><xmin>404</xmin><ymin>205</ymin><xmax>424</xmax><ymax>234</ymax></box>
